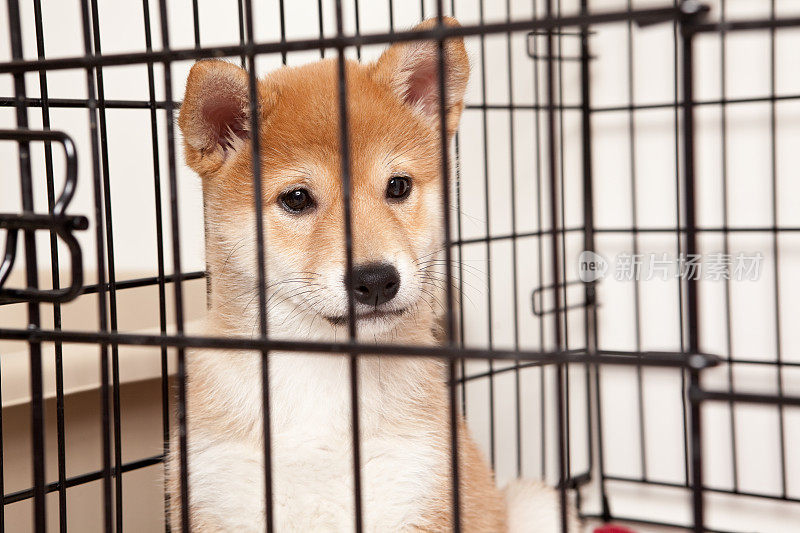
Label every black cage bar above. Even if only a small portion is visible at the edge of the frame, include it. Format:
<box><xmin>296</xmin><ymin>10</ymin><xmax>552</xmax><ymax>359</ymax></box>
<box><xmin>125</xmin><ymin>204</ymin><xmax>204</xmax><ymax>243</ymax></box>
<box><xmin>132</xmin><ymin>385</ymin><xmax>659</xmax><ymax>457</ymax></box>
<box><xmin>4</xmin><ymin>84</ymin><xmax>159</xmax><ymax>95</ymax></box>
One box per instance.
<box><xmin>1</xmin><ymin>0</ymin><xmax>799</xmax><ymax>532</ymax></box>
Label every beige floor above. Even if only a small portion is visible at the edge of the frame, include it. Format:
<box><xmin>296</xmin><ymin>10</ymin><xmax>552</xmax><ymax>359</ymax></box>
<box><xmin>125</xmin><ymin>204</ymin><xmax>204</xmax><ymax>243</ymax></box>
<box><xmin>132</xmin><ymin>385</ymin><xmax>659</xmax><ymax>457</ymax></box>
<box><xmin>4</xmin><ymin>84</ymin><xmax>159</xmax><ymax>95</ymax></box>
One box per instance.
<box><xmin>3</xmin><ymin>378</ymin><xmax>168</xmax><ymax>532</ymax></box>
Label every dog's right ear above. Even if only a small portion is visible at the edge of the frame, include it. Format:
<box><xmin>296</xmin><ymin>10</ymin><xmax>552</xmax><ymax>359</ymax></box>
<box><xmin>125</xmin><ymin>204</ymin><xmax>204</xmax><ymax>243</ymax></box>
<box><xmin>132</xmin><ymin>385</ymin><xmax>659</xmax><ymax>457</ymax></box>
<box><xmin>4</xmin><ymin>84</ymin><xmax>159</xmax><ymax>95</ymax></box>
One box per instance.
<box><xmin>179</xmin><ymin>60</ymin><xmax>266</xmax><ymax>175</ymax></box>
<box><xmin>372</xmin><ymin>17</ymin><xmax>469</xmax><ymax>139</ymax></box>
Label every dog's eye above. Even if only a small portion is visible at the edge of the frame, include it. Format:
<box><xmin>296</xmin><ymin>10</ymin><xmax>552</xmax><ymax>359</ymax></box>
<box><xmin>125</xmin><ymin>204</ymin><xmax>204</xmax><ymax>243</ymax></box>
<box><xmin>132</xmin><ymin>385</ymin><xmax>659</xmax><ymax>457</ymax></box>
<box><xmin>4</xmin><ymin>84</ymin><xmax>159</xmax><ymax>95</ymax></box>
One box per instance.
<box><xmin>280</xmin><ymin>188</ymin><xmax>314</xmax><ymax>213</ymax></box>
<box><xmin>386</xmin><ymin>176</ymin><xmax>411</xmax><ymax>201</ymax></box>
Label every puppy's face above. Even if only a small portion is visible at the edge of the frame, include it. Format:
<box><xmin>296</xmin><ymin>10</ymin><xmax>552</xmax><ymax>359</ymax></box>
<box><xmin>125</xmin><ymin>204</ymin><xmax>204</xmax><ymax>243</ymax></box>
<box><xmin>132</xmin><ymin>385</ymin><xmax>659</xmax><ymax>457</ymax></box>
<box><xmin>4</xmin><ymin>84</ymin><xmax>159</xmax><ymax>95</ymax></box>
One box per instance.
<box><xmin>179</xmin><ymin>18</ymin><xmax>468</xmax><ymax>340</ymax></box>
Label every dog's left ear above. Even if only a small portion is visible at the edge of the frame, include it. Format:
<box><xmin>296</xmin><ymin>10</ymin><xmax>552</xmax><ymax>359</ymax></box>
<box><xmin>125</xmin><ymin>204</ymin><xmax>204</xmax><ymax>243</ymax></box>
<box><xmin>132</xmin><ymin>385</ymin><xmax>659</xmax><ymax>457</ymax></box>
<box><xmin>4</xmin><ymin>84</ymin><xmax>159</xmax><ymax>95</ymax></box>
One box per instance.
<box><xmin>372</xmin><ymin>17</ymin><xmax>469</xmax><ymax>138</ymax></box>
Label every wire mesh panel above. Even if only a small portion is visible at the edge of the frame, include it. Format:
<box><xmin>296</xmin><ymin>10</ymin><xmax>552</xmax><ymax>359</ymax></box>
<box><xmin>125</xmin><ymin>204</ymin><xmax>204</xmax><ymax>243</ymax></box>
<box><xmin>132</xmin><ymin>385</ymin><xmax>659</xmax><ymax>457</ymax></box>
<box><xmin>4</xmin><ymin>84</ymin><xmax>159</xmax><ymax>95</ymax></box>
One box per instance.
<box><xmin>0</xmin><ymin>1</ymin><xmax>799</xmax><ymax>532</ymax></box>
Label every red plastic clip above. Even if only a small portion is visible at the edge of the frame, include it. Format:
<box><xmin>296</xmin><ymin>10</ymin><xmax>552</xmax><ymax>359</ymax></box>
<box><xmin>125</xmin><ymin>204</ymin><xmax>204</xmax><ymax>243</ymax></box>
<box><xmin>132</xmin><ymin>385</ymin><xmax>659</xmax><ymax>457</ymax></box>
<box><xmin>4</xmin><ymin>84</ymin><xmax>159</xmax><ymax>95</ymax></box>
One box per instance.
<box><xmin>593</xmin><ymin>526</ymin><xmax>637</xmax><ymax>533</ymax></box>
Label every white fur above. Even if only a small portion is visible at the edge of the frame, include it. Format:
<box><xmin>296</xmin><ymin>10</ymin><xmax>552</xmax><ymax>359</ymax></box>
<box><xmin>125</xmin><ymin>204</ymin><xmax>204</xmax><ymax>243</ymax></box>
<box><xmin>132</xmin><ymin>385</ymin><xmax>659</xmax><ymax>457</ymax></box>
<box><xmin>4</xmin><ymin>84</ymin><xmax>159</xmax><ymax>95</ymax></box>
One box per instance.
<box><xmin>505</xmin><ymin>480</ymin><xmax>579</xmax><ymax>532</ymax></box>
<box><xmin>178</xmin><ymin>315</ymin><xmax>451</xmax><ymax>531</ymax></box>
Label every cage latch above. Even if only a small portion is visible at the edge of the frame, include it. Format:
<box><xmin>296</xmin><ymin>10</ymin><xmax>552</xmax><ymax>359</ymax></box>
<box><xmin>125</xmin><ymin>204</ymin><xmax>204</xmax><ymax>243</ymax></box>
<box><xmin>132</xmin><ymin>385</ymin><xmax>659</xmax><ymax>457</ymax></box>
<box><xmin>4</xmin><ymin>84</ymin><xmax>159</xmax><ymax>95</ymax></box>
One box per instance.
<box><xmin>0</xmin><ymin>129</ymin><xmax>88</xmax><ymax>304</ymax></box>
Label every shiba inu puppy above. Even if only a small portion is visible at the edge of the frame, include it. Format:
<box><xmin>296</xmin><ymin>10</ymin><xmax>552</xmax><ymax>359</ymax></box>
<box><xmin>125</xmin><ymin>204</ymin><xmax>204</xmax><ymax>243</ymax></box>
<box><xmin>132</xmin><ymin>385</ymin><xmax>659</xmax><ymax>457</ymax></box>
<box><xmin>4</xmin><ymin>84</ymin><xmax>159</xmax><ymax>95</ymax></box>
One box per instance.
<box><xmin>169</xmin><ymin>17</ymin><xmax>575</xmax><ymax>532</ymax></box>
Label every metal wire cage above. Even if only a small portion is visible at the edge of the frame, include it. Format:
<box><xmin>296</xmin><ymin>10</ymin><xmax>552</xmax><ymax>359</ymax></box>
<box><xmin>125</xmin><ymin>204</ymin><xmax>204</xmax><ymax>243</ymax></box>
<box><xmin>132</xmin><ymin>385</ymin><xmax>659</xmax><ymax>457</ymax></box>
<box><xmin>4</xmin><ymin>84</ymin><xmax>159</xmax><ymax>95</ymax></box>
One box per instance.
<box><xmin>1</xmin><ymin>0</ymin><xmax>799</xmax><ymax>531</ymax></box>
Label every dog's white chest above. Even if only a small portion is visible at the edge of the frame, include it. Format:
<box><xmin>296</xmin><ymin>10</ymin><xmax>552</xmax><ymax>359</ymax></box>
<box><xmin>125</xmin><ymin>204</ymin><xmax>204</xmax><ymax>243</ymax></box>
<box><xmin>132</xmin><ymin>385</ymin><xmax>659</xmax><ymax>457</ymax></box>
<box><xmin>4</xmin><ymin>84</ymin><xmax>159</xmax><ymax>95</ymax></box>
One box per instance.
<box><xmin>270</xmin><ymin>437</ymin><xmax>440</xmax><ymax>531</ymax></box>
<box><xmin>195</xmin><ymin>352</ymin><xmax>444</xmax><ymax>531</ymax></box>
<box><xmin>269</xmin><ymin>355</ymin><xmax>443</xmax><ymax>531</ymax></box>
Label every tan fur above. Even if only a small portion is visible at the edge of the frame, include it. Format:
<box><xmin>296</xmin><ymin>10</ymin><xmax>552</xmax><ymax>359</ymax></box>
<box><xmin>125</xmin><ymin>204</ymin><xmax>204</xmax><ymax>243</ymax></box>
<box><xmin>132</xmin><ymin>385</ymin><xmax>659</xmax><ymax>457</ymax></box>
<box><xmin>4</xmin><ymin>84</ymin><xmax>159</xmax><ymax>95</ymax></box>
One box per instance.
<box><xmin>171</xmin><ymin>17</ymin><xmax>509</xmax><ymax>532</ymax></box>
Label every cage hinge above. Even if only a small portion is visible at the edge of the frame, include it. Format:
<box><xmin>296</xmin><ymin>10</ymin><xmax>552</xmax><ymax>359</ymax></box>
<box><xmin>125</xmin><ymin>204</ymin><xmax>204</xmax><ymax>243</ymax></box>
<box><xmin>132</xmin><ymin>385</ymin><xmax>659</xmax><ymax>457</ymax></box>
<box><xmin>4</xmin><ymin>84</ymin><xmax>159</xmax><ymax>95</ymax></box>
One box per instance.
<box><xmin>531</xmin><ymin>279</ymin><xmax>596</xmax><ymax>317</ymax></box>
<box><xmin>527</xmin><ymin>30</ymin><xmax>596</xmax><ymax>63</ymax></box>
<box><xmin>560</xmin><ymin>471</ymin><xmax>591</xmax><ymax>490</ymax></box>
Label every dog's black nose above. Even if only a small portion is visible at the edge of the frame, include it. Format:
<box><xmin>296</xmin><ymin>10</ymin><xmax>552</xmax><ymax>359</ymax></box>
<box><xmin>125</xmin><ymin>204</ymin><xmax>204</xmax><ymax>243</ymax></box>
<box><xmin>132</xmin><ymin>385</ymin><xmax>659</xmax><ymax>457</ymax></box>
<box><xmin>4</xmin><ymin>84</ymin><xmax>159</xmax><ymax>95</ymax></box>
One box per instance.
<box><xmin>352</xmin><ymin>263</ymin><xmax>400</xmax><ymax>305</ymax></box>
